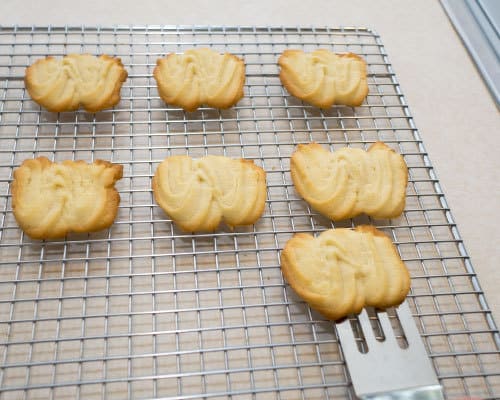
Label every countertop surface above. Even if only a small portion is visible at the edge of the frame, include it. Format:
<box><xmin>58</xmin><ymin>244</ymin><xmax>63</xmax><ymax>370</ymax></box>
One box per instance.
<box><xmin>2</xmin><ymin>0</ymin><xmax>499</xmax><ymax>346</ymax></box>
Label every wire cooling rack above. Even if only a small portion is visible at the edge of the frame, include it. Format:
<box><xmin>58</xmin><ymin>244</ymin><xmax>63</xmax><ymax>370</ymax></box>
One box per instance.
<box><xmin>0</xmin><ymin>26</ymin><xmax>498</xmax><ymax>400</ymax></box>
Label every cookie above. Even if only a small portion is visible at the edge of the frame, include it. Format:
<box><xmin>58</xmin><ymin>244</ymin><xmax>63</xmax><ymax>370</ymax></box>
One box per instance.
<box><xmin>25</xmin><ymin>54</ymin><xmax>128</xmax><ymax>112</ymax></box>
<box><xmin>278</xmin><ymin>49</ymin><xmax>368</xmax><ymax>108</ymax></box>
<box><xmin>152</xmin><ymin>155</ymin><xmax>266</xmax><ymax>231</ymax></box>
<box><xmin>153</xmin><ymin>48</ymin><xmax>245</xmax><ymax>112</ymax></box>
<box><xmin>280</xmin><ymin>225</ymin><xmax>411</xmax><ymax>320</ymax></box>
<box><xmin>11</xmin><ymin>157</ymin><xmax>123</xmax><ymax>239</ymax></box>
<box><xmin>291</xmin><ymin>142</ymin><xmax>408</xmax><ymax>220</ymax></box>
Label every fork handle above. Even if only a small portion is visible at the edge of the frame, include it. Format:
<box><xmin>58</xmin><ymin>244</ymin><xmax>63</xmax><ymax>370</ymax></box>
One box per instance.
<box><xmin>361</xmin><ymin>385</ymin><xmax>445</xmax><ymax>400</ymax></box>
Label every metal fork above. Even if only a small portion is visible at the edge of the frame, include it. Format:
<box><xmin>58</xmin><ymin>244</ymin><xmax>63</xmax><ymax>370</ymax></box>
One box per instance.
<box><xmin>336</xmin><ymin>301</ymin><xmax>445</xmax><ymax>400</ymax></box>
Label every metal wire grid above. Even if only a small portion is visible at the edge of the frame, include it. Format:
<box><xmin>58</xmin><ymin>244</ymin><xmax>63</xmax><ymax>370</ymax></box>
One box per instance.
<box><xmin>0</xmin><ymin>25</ymin><xmax>498</xmax><ymax>400</ymax></box>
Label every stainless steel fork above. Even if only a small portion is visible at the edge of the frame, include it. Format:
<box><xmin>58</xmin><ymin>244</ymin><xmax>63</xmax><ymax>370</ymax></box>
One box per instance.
<box><xmin>336</xmin><ymin>301</ymin><xmax>445</xmax><ymax>400</ymax></box>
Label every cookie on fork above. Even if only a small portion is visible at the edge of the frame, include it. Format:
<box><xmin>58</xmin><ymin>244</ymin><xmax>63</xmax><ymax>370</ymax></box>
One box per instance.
<box><xmin>280</xmin><ymin>225</ymin><xmax>411</xmax><ymax>321</ymax></box>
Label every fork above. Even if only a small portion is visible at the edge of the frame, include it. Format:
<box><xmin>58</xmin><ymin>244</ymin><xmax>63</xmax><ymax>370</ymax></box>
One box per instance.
<box><xmin>336</xmin><ymin>301</ymin><xmax>445</xmax><ymax>400</ymax></box>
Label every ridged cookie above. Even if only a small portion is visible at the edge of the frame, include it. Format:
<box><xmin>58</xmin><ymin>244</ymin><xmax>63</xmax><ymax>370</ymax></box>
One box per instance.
<box><xmin>291</xmin><ymin>142</ymin><xmax>408</xmax><ymax>220</ymax></box>
<box><xmin>278</xmin><ymin>49</ymin><xmax>368</xmax><ymax>108</ymax></box>
<box><xmin>11</xmin><ymin>157</ymin><xmax>123</xmax><ymax>239</ymax></box>
<box><xmin>153</xmin><ymin>48</ymin><xmax>245</xmax><ymax>112</ymax></box>
<box><xmin>25</xmin><ymin>54</ymin><xmax>128</xmax><ymax>112</ymax></box>
<box><xmin>152</xmin><ymin>155</ymin><xmax>266</xmax><ymax>231</ymax></box>
<box><xmin>281</xmin><ymin>225</ymin><xmax>411</xmax><ymax>320</ymax></box>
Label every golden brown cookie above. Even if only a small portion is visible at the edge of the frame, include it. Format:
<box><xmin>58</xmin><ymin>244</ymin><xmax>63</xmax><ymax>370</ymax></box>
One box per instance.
<box><xmin>291</xmin><ymin>142</ymin><xmax>408</xmax><ymax>220</ymax></box>
<box><xmin>152</xmin><ymin>155</ymin><xmax>266</xmax><ymax>231</ymax></box>
<box><xmin>280</xmin><ymin>225</ymin><xmax>411</xmax><ymax>320</ymax></box>
<box><xmin>11</xmin><ymin>157</ymin><xmax>123</xmax><ymax>239</ymax></box>
<box><xmin>153</xmin><ymin>48</ymin><xmax>245</xmax><ymax>112</ymax></box>
<box><xmin>278</xmin><ymin>49</ymin><xmax>368</xmax><ymax>108</ymax></box>
<box><xmin>25</xmin><ymin>54</ymin><xmax>128</xmax><ymax>112</ymax></box>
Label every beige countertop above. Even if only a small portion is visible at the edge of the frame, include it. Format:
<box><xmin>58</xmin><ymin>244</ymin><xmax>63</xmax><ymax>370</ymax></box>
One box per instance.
<box><xmin>2</xmin><ymin>0</ymin><xmax>499</xmax><ymax>354</ymax></box>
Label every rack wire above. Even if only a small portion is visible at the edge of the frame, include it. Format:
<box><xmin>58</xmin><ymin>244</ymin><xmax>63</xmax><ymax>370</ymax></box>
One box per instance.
<box><xmin>0</xmin><ymin>26</ymin><xmax>498</xmax><ymax>400</ymax></box>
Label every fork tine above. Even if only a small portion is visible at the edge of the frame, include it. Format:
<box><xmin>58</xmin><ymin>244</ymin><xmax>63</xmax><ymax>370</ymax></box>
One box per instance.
<box><xmin>396</xmin><ymin>301</ymin><xmax>424</xmax><ymax>346</ymax></box>
<box><xmin>357</xmin><ymin>309</ymin><xmax>376</xmax><ymax>344</ymax></box>
<box><xmin>335</xmin><ymin>316</ymin><xmax>357</xmax><ymax>343</ymax></box>
<box><xmin>377</xmin><ymin>311</ymin><xmax>398</xmax><ymax>345</ymax></box>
